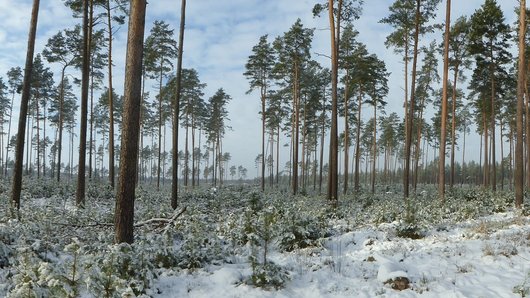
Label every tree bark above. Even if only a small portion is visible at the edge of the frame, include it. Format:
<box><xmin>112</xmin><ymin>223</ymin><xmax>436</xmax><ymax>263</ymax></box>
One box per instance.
<box><xmin>405</xmin><ymin>0</ymin><xmax>421</xmax><ymax>199</ymax></box>
<box><xmin>114</xmin><ymin>0</ymin><xmax>147</xmax><ymax>244</ymax></box>
<box><xmin>515</xmin><ymin>0</ymin><xmax>525</xmax><ymax>208</ymax></box>
<box><xmin>11</xmin><ymin>0</ymin><xmax>40</xmax><ymax>210</ymax></box>
<box><xmin>106</xmin><ymin>0</ymin><xmax>115</xmax><ymax>188</ymax></box>
<box><xmin>76</xmin><ymin>0</ymin><xmax>91</xmax><ymax>207</ymax></box>
<box><xmin>439</xmin><ymin>0</ymin><xmax>450</xmax><ymax>201</ymax></box>
<box><xmin>327</xmin><ymin>0</ymin><xmax>341</xmax><ymax>205</ymax></box>
<box><xmin>172</xmin><ymin>0</ymin><xmax>186</xmax><ymax>209</ymax></box>
<box><xmin>354</xmin><ymin>86</ymin><xmax>362</xmax><ymax>191</ymax></box>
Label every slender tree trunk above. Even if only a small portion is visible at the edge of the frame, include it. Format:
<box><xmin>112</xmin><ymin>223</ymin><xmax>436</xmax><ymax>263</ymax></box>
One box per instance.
<box><xmin>292</xmin><ymin>64</ymin><xmax>300</xmax><ymax>195</ymax></box>
<box><xmin>107</xmin><ymin>0</ymin><xmax>116</xmax><ymax>188</ymax></box>
<box><xmin>25</xmin><ymin>114</ymin><xmax>31</xmax><ymax>175</ymax></box>
<box><xmin>413</xmin><ymin>99</ymin><xmax>425</xmax><ymax>190</ymax></box>
<box><xmin>261</xmin><ymin>85</ymin><xmax>266</xmax><ymax>192</ymax></box>
<box><xmin>11</xmin><ymin>0</ymin><xmax>40</xmax><ymax>210</ymax></box>
<box><xmin>327</xmin><ymin>0</ymin><xmax>341</xmax><ymax>205</ymax></box>
<box><xmin>157</xmin><ymin>65</ymin><xmax>163</xmax><ymax>190</ymax></box>
<box><xmin>405</xmin><ymin>0</ymin><xmax>421</xmax><ymax>198</ymax></box>
<box><xmin>450</xmin><ymin>68</ymin><xmax>458</xmax><ymax>187</ymax></box>
<box><xmin>515</xmin><ymin>0</ymin><xmax>525</xmax><ymax>208</ymax></box>
<box><xmin>500</xmin><ymin>119</ymin><xmax>504</xmax><ymax>190</ymax></box>
<box><xmin>490</xmin><ymin>70</ymin><xmax>496</xmax><ymax>191</ymax></box>
<box><xmin>276</xmin><ymin>125</ymin><xmax>280</xmax><ymax>186</ymax></box>
<box><xmin>76</xmin><ymin>0</ymin><xmax>91</xmax><ymax>206</ymax></box>
<box><xmin>184</xmin><ymin>115</ymin><xmax>189</xmax><ymax>187</ymax></box>
<box><xmin>89</xmin><ymin>65</ymin><xmax>94</xmax><ymax>179</ymax></box>
<box><xmin>343</xmin><ymin>79</ymin><xmax>349</xmax><ymax>195</ymax></box>
<box><xmin>114</xmin><ymin>0</ymin><xmax>147</xmax><ymax>244</ymax></box>
<box><xmin>354</xmin><ymin>87</ymin><xmax>363</xmax><ymax>191</ymax></box>
<box><xmin>36</xmin><ymin>95</ymin><xmax>40</xmax><ymax>178</ymax></box>
<box><xmin>319</xmin><ymin>112</ymin><xmax>325</xmax><ymax>194</ymax></box>
<box><xmin>191</xmin><ymin>117</ymin><xmax>196</xmax><ymax>188</ymax></box>
<box><xmin>484</xmin><ymin>116</ymin><xmax>489</xmax><ymax>187</ymax></box>
<box><xmin>5</xmin><ymin>90</ymin><xmax>15</xmax><ymax>176</ymax></box>
<box><xmin>42</xmin><ymin>100</ymin><xmax>46</xmax><ymax>177</ymax></box>
<box><xmin>57</xmin><ymin>66</ymin><xmax>67</xmax><ymax>182</ymax></box>
<box><xmin>526</xmin><ymin>58</ymin><xmax>530</xmax><ymax>188</ymax></box>
<box><xmin>439</xmin><ymin>0</ymin><xmax>450</xmax><ymax>201</ymax></box>
<box><xmin>371</xmin><ymin>104</ymin><xmax>377</xmax><ymax>194</ymax></box>
<box><xmin>461</xmin><ymin>120</ymin><xmax>467</xmax><ymax>186</ymax></box>
<box><xmin>172</xmin><ymin>0</ymin><xmax>186</xmax><ymax>209</ymax></box>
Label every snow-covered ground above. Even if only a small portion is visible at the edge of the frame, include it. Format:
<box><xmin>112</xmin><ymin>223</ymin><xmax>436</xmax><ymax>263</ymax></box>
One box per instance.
<box><xmin>153</xmin><ymin>212</ymin><xmax>529</xmax><ymax>297</ymax></box>
<box><xmin>1</xmin><ymin>183</ymin><xmax>529</xmax><ymax>297</ymax></box>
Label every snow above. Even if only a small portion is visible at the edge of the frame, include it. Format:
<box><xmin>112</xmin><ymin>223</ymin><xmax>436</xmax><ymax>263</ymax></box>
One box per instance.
<box><xmin>150</xmin><ymin>212</ymin><xmax>529</xmax><ymax>297</ymax></box>
<box><xmin>1</xmin><ymin>186</ymin><xmax>529</xmax><ymax>297</ymax></box>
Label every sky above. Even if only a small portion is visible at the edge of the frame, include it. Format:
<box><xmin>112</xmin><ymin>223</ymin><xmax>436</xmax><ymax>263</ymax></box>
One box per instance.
<box><xmin>0</xmin><ymin>0</ymin><xmax>522</xmax><ymax>178</ymax></box>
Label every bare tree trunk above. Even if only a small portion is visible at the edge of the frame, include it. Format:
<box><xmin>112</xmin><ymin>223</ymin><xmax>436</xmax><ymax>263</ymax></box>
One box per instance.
<box><xmin>76</xmin><ymin>0</ymin><xmax>91</xmax><ymax>206</ymax></box>
<box><xmin>484</xmin><ymin>117</ymin><xmax>489</xmax><ymax>187</ymax></box>
<box><xmin>450</xmin><ymin>69</ymin><xmax>458</xmax><ymax>187</ymax></box>
<box><xmin>106</xmin><ymin>0</ymin><xmax>116</xmax><ymax>188</ymax></box>
<box><xmin>343</xmin><ymin>78</ymin><xmax>350</xmax><ymax>195</ymax></box>
<box><xmin>5</xmin><ymin>89</ymin><xmax>16</xmax><ymax>176</ymax></box>
<box><xmin>319</xmin><ymin>112</ymin><xmax>325</xmax><ymax>194</ymax></box>
<box><xmin>11</xmin><ymin>0</ymin><xmax>40</xmax><ymax>210</ymax></box>
<box><xmin>371</xmin><ymin>104</ymin><xmax>377</xmax><ymax>194</ymax></box>
<box><xmin>354</xmin><ymin>87</ymin><xmax>363</xmax><ymax>191</ymax></box>
<box><xmin>405</xmin><ymin>0</ymin><xmax>421</xmax><ymax>198</ymax></box>
<box><xmin>115</xmin><ymin>0</ymin><xmax>147</xmax><ymax>244</ymax></box>
<box><xmin>439</xmin><ymin>0</ymin><xmax>450</xmax><ymax>201</ymax></box>
<box><xmin>327</xmin><ymin>0</ymin><xmax>341</xmax><ymax>205</ymax></box>
<box><xmin>172</xmin><ymin>0</ymin><xmax>186</xmax><ymax>209</ymax></box>
<box><xmin>515</xmin><ymin>0</ymin><xmax>525</xmax><ymax>208</ymax></box>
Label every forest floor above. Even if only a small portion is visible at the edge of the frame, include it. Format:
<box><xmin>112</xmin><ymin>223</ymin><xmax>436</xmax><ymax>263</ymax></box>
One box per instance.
<box><xmin>0</xmin><ymin>180</ymin><xmax>529</xmax><ymax>297</ymax></box>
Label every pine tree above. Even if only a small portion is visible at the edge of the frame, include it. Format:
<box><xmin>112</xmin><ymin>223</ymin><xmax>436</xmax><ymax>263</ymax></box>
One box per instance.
<box><xmin>468</xmin><ymin>0</ymin><xmax>512</xmax><ymax>191</ymax></box>
<box><xmin>42</xmin><ymin>26</ymin><xmax>82</xmax><ymax>182</ymax></box>
<box><xmin>144</xmin><ymin>20</ymin><xmax>178</xmax><ymax>190</ymax></box>
<box><xmin>5</xmin><ymin>67</ymin><xmax>22</xmax><ymax>176</ymax></box>
<box><xmin>205</xmin><ymin>88</ymin><xmax>231</xmax><ymax>187</ymax></box>
<box><xmin>244</xmin><ymin>35</ymin><xmax>275</xmax><ymax>192</ymax></box>
<box><xmin>273</xmin><ymin>19</ymin><xmax>314</xmax><ymax>195</ymax></box>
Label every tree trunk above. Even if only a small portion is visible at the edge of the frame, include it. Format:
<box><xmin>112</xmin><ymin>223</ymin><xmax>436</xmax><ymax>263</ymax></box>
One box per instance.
<box><xmin>343</xmin><ymin>78</ymin><xmax>350</xmax><ymax>195</ymax></box>
<box><xmin>371</xmin><ymin>104</ymin><xmax>377</xmax><ymax>194</ymax></box>
<box><xmin>292</xmin><ymin>63</ymin><xmax>300</xmax><ymax>195</ymax></box>
<box><xmin>115</xmin><ymin>0</ymin><xmax>147</xmax><ymax>244</ymax></box>
<box><xmin>405</xmin><ymin>0</ymin><xmax>421</xmax><ymax>199</ymax></box>
<box><xmin>461</xmin><ymin>119</ymin><xmax>467</xmax><ymax>186</ymax></box>
<box><xmin>184</xmin><ymin>113</ymin><xmax>189</xmax><ymax>187</ymax></box>
<box><xmin>76</xmin><ymin>0</ymin><xmax>91</xmax><ymax>206</ymax></box>
<box><xmin>484</xmin><ymin>116</ymin><xmax>489</xmax><ymax>187</ymax></box>
<box><xmin>172</xmin><ymin>0</ymin><xmax>186</xmax><ymax>209</ymax></box>
<box><xmin>11</xmin><ymin>0</ymin><xmax>40</xmax><ymax>210</ymax></box>
<box><xmin>439</xmin><ymin>0</ymin><xmax>450</xmax><ymax>201</ymax></box>
<box><xmin>319</xmin><ymin>111</ymin><xmax>325</xmax><ymax>194</ymax></box>
<box><xmin>261</xmin><ymin>86</ymin><xmax>266</xmax><ymax>192</ymax></box>
<box><xmin>327</xmin><ymin>0</ymin><xmax>341</xmax><ymax>205</ymax></box>
<box><xmin>157</xmin><ymin>65</ymin><xmax>163</xmax><ymax>190</ymax></box>
<box><xmin>36</xmin><ymin>94</ymin><xmax>40</xmax><ymax>178</ymax></box>
<box><xmin>490</xmin><ymin>71</ymin><xmax>496</xmax><ymax>191</ymax></box>
<box><xmin>106</xmin><ymin>0</ymin><xmax>116</xmax><ymax>188</ymax></box>
<box><xmin>354</xmin><ymin>87</ymin><xmax>363</xmax><ymax>191</ymax></box>
<box><xmin>515</xmin><ymin>0</ymin><xmax>525</xmax><ymax>208</ymax></box>
<box><xmin>5</xmin><ymin>89</ymin><xmax>16</xmax><ymax>176</ymax></box>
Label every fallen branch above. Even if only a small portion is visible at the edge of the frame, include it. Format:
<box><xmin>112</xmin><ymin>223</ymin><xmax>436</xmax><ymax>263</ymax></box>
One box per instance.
<box><xmin>134</xmin><ymin>206</ymin><xmax>187</xmax><ymax>228</ymax></box>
